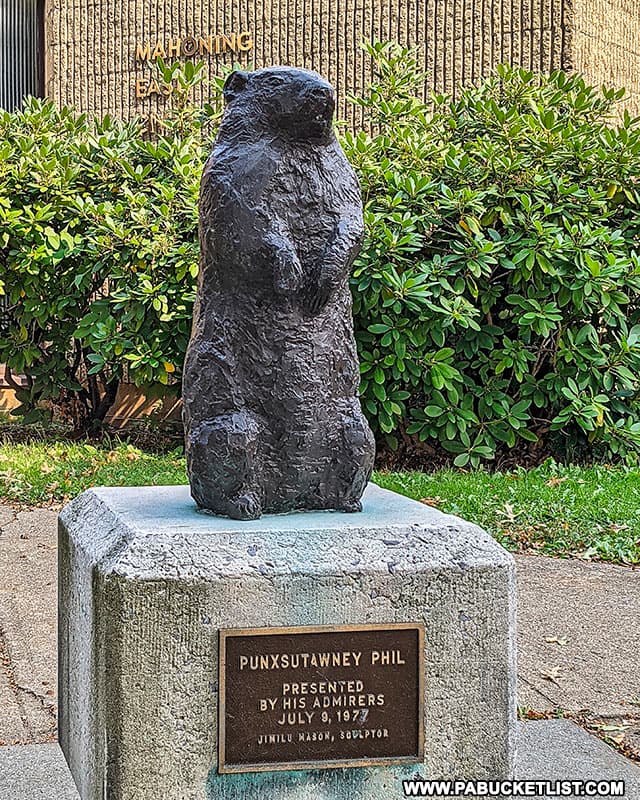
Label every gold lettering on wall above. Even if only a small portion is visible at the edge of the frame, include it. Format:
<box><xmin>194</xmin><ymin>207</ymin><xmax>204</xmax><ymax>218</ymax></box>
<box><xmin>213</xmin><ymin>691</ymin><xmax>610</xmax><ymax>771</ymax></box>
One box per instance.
<box><xmin>167</xmin><ymin>39</ymin><xmax>181</xmax><ymax>58</ymax></box>
<box><xmin>136</xmin><ymin>78</ymin><xmax>176</xmax><ymax>100</ymax></box>
<box><xmin>237</xmin><ymin>32</ymin><xmax>253</xmax><ymax>52</ymax></box>
<box><xmin>134</xmin><ymin>30</ymin><xmax>254</xmax><ymax>104</ymax></box>
<box><xmin>135</xmin><ymin>31</ymin><xmax>254</xmax><ymax>62</ymax></box>
<box><xmin>136</xmin><ymin>42</ymin><xmax>152</xmax><ymax>61</ymax></box>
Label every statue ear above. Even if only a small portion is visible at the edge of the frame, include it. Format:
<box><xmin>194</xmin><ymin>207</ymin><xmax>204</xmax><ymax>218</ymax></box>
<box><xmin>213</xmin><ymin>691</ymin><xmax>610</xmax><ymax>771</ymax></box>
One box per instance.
<box><xmin>223</xmin><ymin>71</ymin><xmax>250</xmax><ymax>103</ymax></box>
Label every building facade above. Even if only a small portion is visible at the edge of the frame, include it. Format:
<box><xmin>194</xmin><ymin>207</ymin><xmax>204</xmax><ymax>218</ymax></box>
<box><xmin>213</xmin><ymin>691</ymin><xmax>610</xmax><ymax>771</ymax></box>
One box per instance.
<box><xmin>1</xmin><ymin>0</ymin><xmax>638</xmax><ymax>122</ymax></box>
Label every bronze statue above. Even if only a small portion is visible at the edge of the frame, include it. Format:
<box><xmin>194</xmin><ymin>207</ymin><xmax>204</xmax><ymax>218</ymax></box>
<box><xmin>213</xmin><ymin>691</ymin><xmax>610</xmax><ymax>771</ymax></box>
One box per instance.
<box><xmin>183</xmin><ymin>67</ymin><xmax>375</xmax><ymax>519</ymax></box>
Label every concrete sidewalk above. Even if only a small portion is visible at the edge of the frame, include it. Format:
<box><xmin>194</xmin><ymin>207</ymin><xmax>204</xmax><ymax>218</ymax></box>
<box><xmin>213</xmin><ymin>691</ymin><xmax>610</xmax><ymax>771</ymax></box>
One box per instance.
<box><xmin>0</xmin><ymin>506</ymin><xmax>57</xmax><ymax>746</ymax></box>
<box><xmin>515</xmin><ymin>553</ymin><xmax>640</xmax><ymax>717</ymax></box>
<box><xmin>0</xmin><ymin>503</ymin><xmax>638</xmax><ymax>754</ymax></box>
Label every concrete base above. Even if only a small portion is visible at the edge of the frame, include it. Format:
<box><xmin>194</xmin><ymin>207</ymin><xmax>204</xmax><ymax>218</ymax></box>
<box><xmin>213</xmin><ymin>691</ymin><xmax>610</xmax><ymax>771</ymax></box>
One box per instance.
<box><xmin>58</xmin><ymin>484</ymin><xmax>516</xmax><ymax>799</ymax></box>
<box><xmin>2</xmin><ymin>723</ymin><xmax>639</xmax><ymax>800</ymax></box>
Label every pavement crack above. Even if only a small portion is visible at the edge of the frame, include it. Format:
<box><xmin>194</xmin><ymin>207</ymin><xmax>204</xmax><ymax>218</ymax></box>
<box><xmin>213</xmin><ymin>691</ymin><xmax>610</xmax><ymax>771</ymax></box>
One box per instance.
<box><xmin>16</xmin><ymin>683</ymin><xmax>56</xmax><ymax>712</ymax></box>
<box><xmin>519</xmin><ymin>674</ymin><xmax>559</xmax><ymax>706</ymax></box>
<box><xmin>0</xmin><ymin>623</ymin><xmax>33</xmax><ymax>740</ymax></box>
<box><xmin>15</xmin><ymin>681</ymin><xmax>57</xmax><ymax>741</ymax></box>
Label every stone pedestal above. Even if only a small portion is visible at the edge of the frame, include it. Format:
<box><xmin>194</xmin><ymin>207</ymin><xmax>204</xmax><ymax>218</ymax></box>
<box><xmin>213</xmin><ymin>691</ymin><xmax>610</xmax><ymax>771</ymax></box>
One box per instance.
<box><xmin>58</xmin><ymin>484</ymin><xmax>516</xmax><ymax>800</ymax></box>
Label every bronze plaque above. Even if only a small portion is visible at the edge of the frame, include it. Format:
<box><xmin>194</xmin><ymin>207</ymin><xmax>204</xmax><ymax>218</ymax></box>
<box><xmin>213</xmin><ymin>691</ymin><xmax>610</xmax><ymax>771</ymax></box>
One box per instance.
<box><xmin>218</xmin><ymin>623</ymin><xmax>424</xmax><ymax>773</ymax></box>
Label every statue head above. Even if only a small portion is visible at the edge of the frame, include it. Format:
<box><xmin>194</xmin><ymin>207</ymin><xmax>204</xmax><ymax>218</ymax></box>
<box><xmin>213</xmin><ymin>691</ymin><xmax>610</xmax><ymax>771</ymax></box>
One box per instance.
<box><xmin>222</xmin><ymin>67</ymin><xmax>336</xmax><ymax>144</ymax></box>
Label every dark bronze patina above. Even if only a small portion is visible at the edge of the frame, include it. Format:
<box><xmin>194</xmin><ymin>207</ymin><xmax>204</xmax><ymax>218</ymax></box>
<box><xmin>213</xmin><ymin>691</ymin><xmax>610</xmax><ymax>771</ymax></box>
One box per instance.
<box><xmin>183</xmin><ymin>67</ymin><xmax>375</xmax><ymax>520</ymax></box>
<box><xmin>218</xmin><ymin>624</ymin><xmax>424</xmax><ymax>773</ymax></box>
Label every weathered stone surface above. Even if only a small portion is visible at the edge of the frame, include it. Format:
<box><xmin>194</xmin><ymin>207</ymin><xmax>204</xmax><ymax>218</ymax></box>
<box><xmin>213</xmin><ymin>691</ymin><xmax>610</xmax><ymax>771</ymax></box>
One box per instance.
<box><xmin>58</xmin><ymin>483</ymin><xmax>516</xmax><ymax>799</ymax></box>
<box><xmin>183</xmin><ymin>67</ymin><xmax>374</xmax><ymax>520</ymax></box>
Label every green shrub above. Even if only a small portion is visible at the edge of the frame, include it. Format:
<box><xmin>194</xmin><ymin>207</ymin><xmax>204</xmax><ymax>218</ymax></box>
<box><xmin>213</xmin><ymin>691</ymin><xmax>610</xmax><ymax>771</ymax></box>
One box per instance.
<box><xmin>345</xmin><ymin>43</ymin><xmax>640</xmax><ymax>465</ymax></box>
<box><xmin>0</xmin><ymin>61</ymin><xmax>216</xmax><ymax>430</ymax></box>
<box><xmin>3</xmin><ymin>46</ymin><xmax>640</xmax><ymax>465</ymax></box>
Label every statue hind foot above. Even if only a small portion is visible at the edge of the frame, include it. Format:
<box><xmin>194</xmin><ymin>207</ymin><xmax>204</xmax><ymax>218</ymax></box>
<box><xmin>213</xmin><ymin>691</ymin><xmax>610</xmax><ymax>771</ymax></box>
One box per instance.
<box><xmin>226</xmin><ymin>491</ymin><xmax>263</xmax><ymax>521</ymax></box>
<box><xmin>186</xmin><ymin>410</ymin><xmax>265</xmax><ymax>518</ymax></box>
<box><xmin>336</xmin><ymin>497</ymin><xmax>363</xmax><ymax>513</ymax></box>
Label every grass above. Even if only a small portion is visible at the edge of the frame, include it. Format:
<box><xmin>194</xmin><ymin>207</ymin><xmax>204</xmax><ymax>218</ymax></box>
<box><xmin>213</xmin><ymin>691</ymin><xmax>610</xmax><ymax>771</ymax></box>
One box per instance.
<box><xmin>0</xmin><ymin>440</ymin><xmax>638</xmax><ymax>565</ymax></box>
<box><xmin>376</xmin><ymin>462</ymin><xmax>640</xmax><ymax>565</ymax></box>
<box><xmin>0</xmin><ymin>441</ymin><xmax>186</xmax><ymax>505</ymax></box>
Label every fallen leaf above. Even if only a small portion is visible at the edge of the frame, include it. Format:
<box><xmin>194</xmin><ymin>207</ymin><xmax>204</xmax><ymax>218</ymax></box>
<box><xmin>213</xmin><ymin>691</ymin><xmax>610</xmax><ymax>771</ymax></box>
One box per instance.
<box><xmin>596</xmin><ymin>723</ymin><xmax>632</xmax><ymax>733</ymax></box>
<box><xmin>498</xmin><ymin>502</ymin><xmax>519</xmax><ymax>522</ymax></box>
<box><xmin>545</xmin><ymin>636</ymin><xmax>569</xmax><ymax>646</ymax></box>
<box><xmin>541</xmin><ymin>666</ymin><xmax>562</xmax><ymax>684</ymax></box>
<box><xmin>576</xmin><ymin>546</ymin><xmax>598</xmax><ymax>561</ymax></box>
<box><xmin>420</xmin><ymin>497</ymin><xmax>442</xmax><ymax>508</ymax></box>
<box><xmin>609</xmin><ymin>524</ymin><xmax>630</xmax><ymax>533</ymax></box>
<box><xmin>546</xmin><ymin>477</ymin><xmax>568</xmax><ymax>487</ymax></box>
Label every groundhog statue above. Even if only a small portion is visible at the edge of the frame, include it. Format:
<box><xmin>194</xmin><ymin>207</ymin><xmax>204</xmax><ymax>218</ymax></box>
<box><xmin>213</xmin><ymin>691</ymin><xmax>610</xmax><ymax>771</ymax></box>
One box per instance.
<box><xmin>182</xmin><ymin>67</ymin><xmax>375</xmax><ymax>520</ymax></box>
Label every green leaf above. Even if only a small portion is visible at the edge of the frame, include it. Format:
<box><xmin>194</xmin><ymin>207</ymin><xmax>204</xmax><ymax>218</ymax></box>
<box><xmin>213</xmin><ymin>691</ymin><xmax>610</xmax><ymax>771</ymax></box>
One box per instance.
<box><xmin>373</xmin><ymin>382</ymin><xmax>387</xmax><ymax>402</ymax></box>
